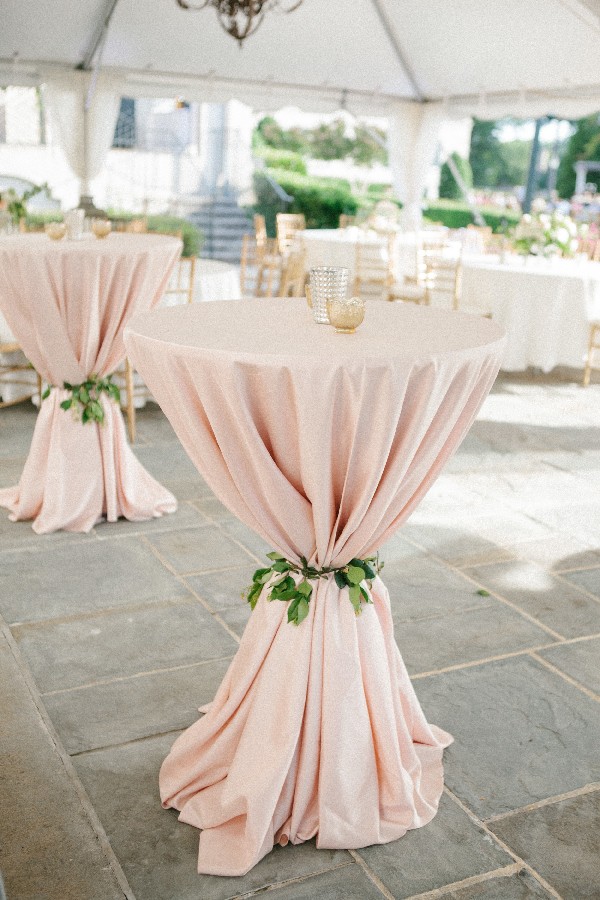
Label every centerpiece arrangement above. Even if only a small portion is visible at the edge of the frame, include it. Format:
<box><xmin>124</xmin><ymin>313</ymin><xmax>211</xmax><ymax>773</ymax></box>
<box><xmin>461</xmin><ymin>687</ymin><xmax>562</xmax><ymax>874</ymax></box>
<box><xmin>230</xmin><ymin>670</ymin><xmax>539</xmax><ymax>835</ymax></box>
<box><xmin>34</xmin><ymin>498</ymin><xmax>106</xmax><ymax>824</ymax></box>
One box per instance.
<box><xmin>512</xmin><ymin>210</ymin><xmax>585</xmax><ymax>258</ymax></box>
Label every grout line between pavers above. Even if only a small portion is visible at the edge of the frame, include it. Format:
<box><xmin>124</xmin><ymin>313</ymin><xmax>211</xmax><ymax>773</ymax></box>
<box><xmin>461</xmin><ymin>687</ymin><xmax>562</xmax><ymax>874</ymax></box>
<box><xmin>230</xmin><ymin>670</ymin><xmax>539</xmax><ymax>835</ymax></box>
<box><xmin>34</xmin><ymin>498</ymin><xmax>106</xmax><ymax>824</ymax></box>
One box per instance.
<box><xmin>70</xmin><ymin>725</ymin><xmax>185</xmax><ymax>758</ymax></box>
<box><xmin>9</xmin><ymin>594</ymin><xmax>198</xmax><ymax>631</ymax></box>
<box><xmin>233</xmin><ymin>860</ymin><xmax>356</xmax><ymax>899</ymax></box>
<box><xmin>484</xmin><ymin>781</ymin><xmax>600</xmax><ymax>824</ymax></box>
<box><xmin>528</xmin><ymin>651</ymin><xmax>600</xmax><ymax>703</ymax></box>
<box><xmin>399</xmin><ymin>530</ymin><xmax>568</xmax><ymax>643</ymax></box>
<box><xmin>399</xmin><ymin>862</ymin><xmax>520</xmax><ymax>900</ymax></box>
<box><xmin>554</xmin><ymin>561</ymin><xmax>600</xmax><ymax>574</ymax></box>
<box><xmin>551</xmin><ymin>570</ymin><xmax>600</xmax><ymax>608</ymax></box>
<box><xmin>140</xmin><ymin>534</ymin><xmax>242</xmax><ymax>644</ymax></box>
<box><xmin>348</xmin><ymin>849</ymin><xmax>395</xmax><ymax>899</ymax></box>
<box><xmin>411</xmin><ymin>629</ymin><xmax>600</xmax><ymax>681</ymax></box>
<box><xmin>40</xmin><ymin>654</ymin><xmax>235</xmax><ymax>696</ymax></box>
<box><xmin>442</xmin><ymin>787</ymin><xmax>563</xmax><ymax>900</ymax></box>
<box><xmin>0</xmin><ymin>615</ymin><xmax>137</xmax><ymax>900</ymax></box>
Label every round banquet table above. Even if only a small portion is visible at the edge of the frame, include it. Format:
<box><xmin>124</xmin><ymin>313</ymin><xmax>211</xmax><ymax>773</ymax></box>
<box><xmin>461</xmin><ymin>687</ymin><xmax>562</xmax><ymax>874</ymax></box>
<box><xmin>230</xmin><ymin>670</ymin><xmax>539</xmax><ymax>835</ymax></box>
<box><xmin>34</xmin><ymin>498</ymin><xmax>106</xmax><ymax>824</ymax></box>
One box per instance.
<box><xmin>299</xmin><ymin>227</ymin><xmax>460</xmax><ymax>281</ymax></box>
<box><xmin>194</xmin><ymin>258</ymin><xmax>241</xmax><ymax>302</ymax></box>
<box><xmin>124</xmin><ymin>298</ymin><xmax>506</xmax><ymax>877</ymax></box>
<box><xmin>0</xmin><ymin>232</ymin><xmax>182</xmax><ymax>533</ymax></box>
<box><xmin>461</xmin><ymin>255</ymin><xmax>600</xmax><ymax>372</ymax></box>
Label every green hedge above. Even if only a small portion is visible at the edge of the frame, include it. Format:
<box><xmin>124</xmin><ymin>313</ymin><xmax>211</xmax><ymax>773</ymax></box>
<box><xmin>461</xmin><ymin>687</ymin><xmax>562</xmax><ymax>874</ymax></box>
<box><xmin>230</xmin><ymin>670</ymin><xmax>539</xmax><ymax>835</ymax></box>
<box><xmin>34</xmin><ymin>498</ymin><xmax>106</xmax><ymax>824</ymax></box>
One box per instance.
<box><xmin>107</xmin><ymin>212</ymin><xmax>203</xmax><ymax>257</ymax></box>
<box><xmin>254</xmin><ymin>169</ymin><xmax>359</xmax><ymax>231</ymax></box>
<box><xmin>26</xmin><ymin>211</ymin><xmax>203</xmax><ymax>257</ymax></box>
<box><xmin>258</xmin><ymin>147</ymin><xmax>307</xmax><ymax>175</ymax></box>
<box><xmin>439</xmin><ymin>153</ymin><xmax>473</xmax><ymax>201</ymax></box>
<box><xmin>423</xmin><ymin>200</ymin><xmax>520</xmax><ymax>233</ymax></box>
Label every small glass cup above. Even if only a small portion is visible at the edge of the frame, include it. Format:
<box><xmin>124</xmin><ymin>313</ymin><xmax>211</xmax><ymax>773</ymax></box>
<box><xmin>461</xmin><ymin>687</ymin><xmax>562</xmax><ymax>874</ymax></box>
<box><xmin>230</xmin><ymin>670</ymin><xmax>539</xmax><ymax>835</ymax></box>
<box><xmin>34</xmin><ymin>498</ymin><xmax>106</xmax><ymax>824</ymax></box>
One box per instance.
<box><xmin>327</xmin><ymin>295</ymin><xmax>366</xmax><ymax>334</ymax></box>
<box><xmin>92</xmin><ymin>218</ymin><xmax>112</xmax><ymax>239</ymax></box>
<box><xmin>45</xmin><ymin>221</ymin><xmax>67</xmax><ymax>241</ymax></box>
<box><xmin>309</xmin><ymin>266</ymin><xmax>349</xmax><ymax>324</ymax></box>
<box><xmin>65</xmin><ymin>208</ymin><xmax>85</xmax><ymax>240</ymax></box>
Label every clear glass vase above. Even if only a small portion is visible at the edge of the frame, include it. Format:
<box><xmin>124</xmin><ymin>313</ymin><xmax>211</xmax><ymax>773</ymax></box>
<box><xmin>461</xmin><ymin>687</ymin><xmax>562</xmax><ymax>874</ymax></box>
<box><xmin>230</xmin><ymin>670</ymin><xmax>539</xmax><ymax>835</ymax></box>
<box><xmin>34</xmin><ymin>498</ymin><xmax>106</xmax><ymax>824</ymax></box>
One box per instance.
<box><xmin>309</xmin><ymin>266</ymin><xmax>350</xmax><ymax>324</ymax></box>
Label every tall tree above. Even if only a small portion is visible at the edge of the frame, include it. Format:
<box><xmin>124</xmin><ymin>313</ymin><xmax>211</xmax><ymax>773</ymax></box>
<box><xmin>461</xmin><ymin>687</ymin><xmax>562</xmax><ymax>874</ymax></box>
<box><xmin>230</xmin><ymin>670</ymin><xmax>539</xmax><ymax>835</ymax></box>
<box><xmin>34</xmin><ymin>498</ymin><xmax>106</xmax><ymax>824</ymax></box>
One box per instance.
<box><xmin>556</xmin><ymin>114</ymin><xmax>600</xmax><ymax>198</ymax></box>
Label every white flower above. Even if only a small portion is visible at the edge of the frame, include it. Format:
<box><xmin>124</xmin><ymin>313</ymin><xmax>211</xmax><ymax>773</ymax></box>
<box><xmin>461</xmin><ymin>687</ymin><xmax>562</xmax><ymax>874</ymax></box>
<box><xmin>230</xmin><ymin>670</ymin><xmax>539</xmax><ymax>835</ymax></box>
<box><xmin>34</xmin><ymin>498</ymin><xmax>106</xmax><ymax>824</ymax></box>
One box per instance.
<box><xmin>555</xmin><ymin>227</ymin><xmax>570</xmax><ymax>244</ymax></box>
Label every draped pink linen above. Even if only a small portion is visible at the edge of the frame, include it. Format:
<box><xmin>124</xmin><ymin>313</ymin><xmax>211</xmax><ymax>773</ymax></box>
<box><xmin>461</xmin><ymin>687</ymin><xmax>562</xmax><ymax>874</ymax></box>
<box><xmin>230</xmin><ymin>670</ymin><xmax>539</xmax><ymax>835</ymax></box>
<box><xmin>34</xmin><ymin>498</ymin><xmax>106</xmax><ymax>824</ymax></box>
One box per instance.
<box><xmin>0</xmin><ymin>233</ymin><xmax>181</xmax><ymax>533</ymax></box>
<box><xmin>125</xmin><ymin>299</ymin><xmax>505</xmax><ymax>876</ymax></box>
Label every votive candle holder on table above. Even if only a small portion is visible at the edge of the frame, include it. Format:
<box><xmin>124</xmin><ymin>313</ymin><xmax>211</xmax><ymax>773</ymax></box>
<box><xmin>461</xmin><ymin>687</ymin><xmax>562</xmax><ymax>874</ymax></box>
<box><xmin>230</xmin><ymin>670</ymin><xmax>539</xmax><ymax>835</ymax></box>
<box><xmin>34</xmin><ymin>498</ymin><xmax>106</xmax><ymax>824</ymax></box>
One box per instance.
<box><xmin>327</xmin><ymin>295</ymin><xmax>366</xmax><ymax>333</ymax></box>
<box><xmin>309</xmin><ymin>266</ymin><xmax>350</xmax><ymax>324</ymax></box>
<box><xmin>92</xmin><ymin>218</ymin><xmax>112</xmax><ymax>239</ymax></box>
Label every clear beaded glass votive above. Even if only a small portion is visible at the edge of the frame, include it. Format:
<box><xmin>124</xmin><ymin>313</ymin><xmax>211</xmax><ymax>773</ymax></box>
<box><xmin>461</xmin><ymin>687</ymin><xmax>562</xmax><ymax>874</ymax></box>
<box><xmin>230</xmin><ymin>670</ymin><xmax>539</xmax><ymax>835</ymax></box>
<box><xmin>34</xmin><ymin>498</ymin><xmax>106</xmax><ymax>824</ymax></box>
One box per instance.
<box><xmin>309</xmin><ymin>266</ymin><xmax>350</xmax><ymax>324</ymax></box>
<box><xmin>326</xmin><ymin>295</ymin><xmax>366</xmax><ymax>333</ymax></box>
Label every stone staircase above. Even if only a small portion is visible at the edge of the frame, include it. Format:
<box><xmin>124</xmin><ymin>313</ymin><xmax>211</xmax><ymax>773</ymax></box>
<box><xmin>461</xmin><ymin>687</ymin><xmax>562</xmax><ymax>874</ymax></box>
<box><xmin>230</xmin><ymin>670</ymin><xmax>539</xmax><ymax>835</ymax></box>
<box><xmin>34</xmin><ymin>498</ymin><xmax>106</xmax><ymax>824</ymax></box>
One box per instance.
<box><xmin>189</xmin><ymin>196</ymin><xmax>253</xmax><ymax>263</ymax></box>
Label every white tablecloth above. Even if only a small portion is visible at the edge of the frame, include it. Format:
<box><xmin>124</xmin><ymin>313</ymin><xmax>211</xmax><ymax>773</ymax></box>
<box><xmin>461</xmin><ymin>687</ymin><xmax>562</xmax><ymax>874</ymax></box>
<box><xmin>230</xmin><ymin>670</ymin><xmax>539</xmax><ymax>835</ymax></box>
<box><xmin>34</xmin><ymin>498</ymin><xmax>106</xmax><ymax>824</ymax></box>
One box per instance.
<box><xmin>299</xmin><ymin>228</ymin><xmax>459</xmax><ymax>282</ymax></box>
<box><xmin>194</xmin><ymin>259</ymin><xmax>241</xmax><ymax>302</ymax></box>
<box><xmin>461</xmin><ymin>256</ymin><xmax>600</xmax><ymax>372</ymax></box>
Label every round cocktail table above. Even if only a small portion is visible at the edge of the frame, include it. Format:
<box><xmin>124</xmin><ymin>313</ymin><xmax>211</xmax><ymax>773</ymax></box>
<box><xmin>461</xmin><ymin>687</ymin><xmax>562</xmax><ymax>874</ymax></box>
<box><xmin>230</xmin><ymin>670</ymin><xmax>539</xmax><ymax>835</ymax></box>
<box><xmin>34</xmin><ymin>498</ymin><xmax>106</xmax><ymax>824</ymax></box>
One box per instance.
<box><xmin>125</xmin><ymin>298</ymin><xmax>505</xmax><ymax>876</ymax></box>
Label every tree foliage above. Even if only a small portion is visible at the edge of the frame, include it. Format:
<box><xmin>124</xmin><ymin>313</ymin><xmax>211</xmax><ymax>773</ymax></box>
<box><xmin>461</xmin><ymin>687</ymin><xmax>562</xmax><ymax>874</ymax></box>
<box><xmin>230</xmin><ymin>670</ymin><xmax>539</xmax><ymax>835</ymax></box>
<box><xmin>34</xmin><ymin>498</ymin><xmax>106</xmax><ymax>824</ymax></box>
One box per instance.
<box><xmin>439</xmin><ymin>152</ymin><xmax>473</xmax><ymax>200</ymax></box>
<box><xmin>556</xmin><ymin>114</ymin><xmax>600</xmax><ymax>198</ymax></box>
<box><xmin>254</xmin><ymin>116</ymin><xmax>387</xmax><ymax>167</ymax></box>
<box><xmin>469</xmin><ymin>119</ymin><xmax>531</xmax><ymax>188</ymax></box>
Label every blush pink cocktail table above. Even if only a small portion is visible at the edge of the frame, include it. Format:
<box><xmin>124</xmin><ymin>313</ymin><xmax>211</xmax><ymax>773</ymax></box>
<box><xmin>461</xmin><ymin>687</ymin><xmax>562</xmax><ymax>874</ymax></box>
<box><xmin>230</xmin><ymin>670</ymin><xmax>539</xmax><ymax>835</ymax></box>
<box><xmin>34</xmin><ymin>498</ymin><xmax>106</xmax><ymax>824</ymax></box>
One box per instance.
<box><xmin>125</xmin><ymin>298</ymin><xmax>505</xmax><ymax>877</ymax></box>
<box><xmin>0</xmin><ymin>233</ymin><xmax>182</xmax><ymax>533</ymax></box>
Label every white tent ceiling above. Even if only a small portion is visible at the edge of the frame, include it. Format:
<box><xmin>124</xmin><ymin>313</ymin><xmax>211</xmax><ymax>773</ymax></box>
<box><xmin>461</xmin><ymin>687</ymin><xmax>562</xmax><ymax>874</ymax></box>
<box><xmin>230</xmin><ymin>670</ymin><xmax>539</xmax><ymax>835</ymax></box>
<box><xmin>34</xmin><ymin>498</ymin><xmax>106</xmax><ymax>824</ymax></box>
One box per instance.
<box><xmin>2</xmin><ymin>0</ymin><xmax>600</xmax><ymax>118</ymax></box>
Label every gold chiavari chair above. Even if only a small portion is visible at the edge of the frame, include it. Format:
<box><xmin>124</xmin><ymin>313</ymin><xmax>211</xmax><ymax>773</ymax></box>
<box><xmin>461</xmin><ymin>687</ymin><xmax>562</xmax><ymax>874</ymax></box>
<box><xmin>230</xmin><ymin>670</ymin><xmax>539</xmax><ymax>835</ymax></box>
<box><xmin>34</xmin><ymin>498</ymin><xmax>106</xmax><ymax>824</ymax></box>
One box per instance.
<box><xmin>339</xmin><ymin>214</ymin><xmax>356</xmax><ymax>229</ymax></box>
<box><xmin>423</xmin><ymin>253</ymin><xmax>463</xmax><ymax>310</ymax></box>
<box><xmin>583</xmin><ymin>322</ymin><xmax>600</xmax><ymax>386</ymax></box>
<box><xmin>254</xmin><ymin>213</ymin><xmax>268</xmax><ymax>247</ymax></box>
<box><xmin>578</xmin><ymin>237</ymin><xmax>600</xmax><ymax>261</ymax></box>
<box><xmin>276</xmin><ymin>213</ymin><xmax>306</xmax><ymax>256</ymax></box>
<box><xmin>354</xmin><ymin>234</ymin><xmax>428</xmax><ymax>304</ymax></box>
<box><xmin>0</xmin><ymin>340</ymin><xmax>42</xmax><ymax>409</ymax></box>
<box><xmin>279</xmin><ymin>250</ymin><xmax>306</xmax><ymax>297</ymax></box>
<box><xmin>240</xmin><ymin>234</ymin><xmax>281</xmax><ymax>297</ymax></box>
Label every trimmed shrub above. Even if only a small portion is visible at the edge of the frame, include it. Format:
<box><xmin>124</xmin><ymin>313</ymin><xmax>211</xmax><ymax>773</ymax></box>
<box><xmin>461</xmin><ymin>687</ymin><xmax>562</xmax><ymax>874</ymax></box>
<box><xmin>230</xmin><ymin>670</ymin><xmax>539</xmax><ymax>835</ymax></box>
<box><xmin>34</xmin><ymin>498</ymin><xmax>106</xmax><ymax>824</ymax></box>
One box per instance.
<box><xmin>258</xmin><ymin>147</ymin><xmax>307</xmax><ymax>175</ymax></box>
<box><xmin>439</xmin><ymin>153</ymin><xmax>474</xmax><ymax>201</ymax></box>
<box><xmin>254</xmin><ymin>169</ymin><xmax>359</xmax><ymax>231</ymax></box>
<box><xmin>423</xmin><ymin>200</ymin><xmax>520</xmax><ymax>233</ymax></box>
<box><xmin>107</xmin><ymin>212</ymin><xmax>203</xmax><ymax>257</ymax></box>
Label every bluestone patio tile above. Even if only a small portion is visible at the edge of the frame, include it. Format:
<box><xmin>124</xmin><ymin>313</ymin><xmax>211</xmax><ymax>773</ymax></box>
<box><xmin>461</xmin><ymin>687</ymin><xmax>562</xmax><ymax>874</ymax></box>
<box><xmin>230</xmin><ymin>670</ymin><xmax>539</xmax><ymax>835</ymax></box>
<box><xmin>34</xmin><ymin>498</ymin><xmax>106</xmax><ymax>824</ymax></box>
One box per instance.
<box><xmin>74</xmin><ymin>733</ymin><xmax>352</xmax><ymax>900</ymax></box>
<box><xmin>489</xmin><ymin>791</ymin><xmax>600</xmax><ymax>900</ymax></box>
<box><xmin>147</xmin><ymin>524</ymin><xmax>255</xmax><ymax>573</ymax></box>
<box><xmin>538</xmin><ymin>637</ymin><xmax>600</xmax><ymax>695</ymax></box>
<box><xmin>415</xmin><ymin>657</ymin><xmax>600</xmax><ymax>819</ymax></box>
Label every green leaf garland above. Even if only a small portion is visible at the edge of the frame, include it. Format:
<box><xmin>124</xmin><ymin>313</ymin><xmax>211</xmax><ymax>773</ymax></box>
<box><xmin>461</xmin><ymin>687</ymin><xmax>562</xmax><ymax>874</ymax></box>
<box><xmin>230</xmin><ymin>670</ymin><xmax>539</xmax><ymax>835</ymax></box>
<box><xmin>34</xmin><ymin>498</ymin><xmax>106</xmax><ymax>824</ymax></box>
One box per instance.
<box><xmin>42</xmin><ymin>374</ymin><xmax>121</xmax><ymax>425</ymax></box>
<box><xmin>245</xmin><ymin>552</ymin><xmax>383</xmax><ymax>625</ymax></box>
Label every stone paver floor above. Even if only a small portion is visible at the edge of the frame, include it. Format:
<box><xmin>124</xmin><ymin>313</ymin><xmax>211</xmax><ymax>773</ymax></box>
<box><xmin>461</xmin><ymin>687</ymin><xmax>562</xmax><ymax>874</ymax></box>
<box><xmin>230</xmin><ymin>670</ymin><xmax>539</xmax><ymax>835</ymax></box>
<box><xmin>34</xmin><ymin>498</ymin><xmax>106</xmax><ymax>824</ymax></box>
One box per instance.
<box><xmin>1</xmin><ymin>369</ymin><xmax>599</xmax><ymax>900</ymax></box>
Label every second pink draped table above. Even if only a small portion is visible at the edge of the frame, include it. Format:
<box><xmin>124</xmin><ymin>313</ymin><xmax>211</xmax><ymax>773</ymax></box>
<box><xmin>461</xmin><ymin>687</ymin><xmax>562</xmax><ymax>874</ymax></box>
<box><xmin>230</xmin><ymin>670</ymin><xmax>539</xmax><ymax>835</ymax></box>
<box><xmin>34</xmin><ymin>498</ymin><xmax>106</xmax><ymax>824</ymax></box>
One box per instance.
<box><xmin>125</xmin><ymin>298</ymin><xmax>505</xmax><ymax>877</ymax></box>
<box><xmin>0</xmin><ymin>233</ymin><xmax>182</xmax><ymax>533</ymax></box>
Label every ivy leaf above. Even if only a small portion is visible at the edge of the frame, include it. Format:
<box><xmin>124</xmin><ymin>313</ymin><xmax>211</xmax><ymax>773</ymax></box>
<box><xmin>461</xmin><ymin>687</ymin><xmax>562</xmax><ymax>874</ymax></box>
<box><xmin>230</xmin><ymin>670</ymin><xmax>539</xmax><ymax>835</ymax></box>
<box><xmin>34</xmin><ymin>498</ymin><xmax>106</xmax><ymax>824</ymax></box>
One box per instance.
<box><xmin>252</xmin><ymin>567</ymin><xmax>272</xmax><ymax>583</ymax></box>
<box><xmin>273</xmin><ymin>560</ymin><xmax>291</xmax><ymax>573</ymax></box>
<box><xmin>275</xmin><ymin>588</ymin><xmax>299</xmax><ymax>602</ymax></box>
<box><xmin>63</xmin><ymin>381</ymin><xmax>73</xmax><ymax>390</ymax></box>
<box><xmin>297</xmin><ymin>580</ymin><xmax>312</xmax><ymax>597</ymax></box>
<box><xmin>287</xmin><ymin>595</ymin><xmax>301</xmax><ymax>623</ymax></box>
<box><xmin>334</xmin><ymin>571</ymin><xmax>348</xmax><ymax>590</ymax></box>
<box><xmin>41</xmin><ymin>386</ymin><xmax>51</xmax><ymax>400</ymax></box>
<box><xmin>346</xmin><ymin>565</ymin><xmax>365</xmax><ymax>585</ymax></box>
<box><xmin>79</xmin><ymin>387</ymin><xmax>90</xmax><ymax>404</ymax></box>
<box><xmin>296</xmin><ymin>597</ymin><xmax>310</xmax><ymax>624</ymax></box>
<box><xmin>266</xmin><ymin>551</ymin><xmax>285</xmax><ymax>561</ymax></box>
<box><xmin>60</xmin><ymin>398</ymin><xmax>72</xmax><ymax>411</ymax></box>
<box><xmin>476</xmin><ymin>589</ymin><xmax>491</xmax><ymax>597</ymax></box>
<box><xmin>362</xmin><ymin>564</ymin><xmax>376</xmax><ymax>580</ymax></box>
<box><xmin>348</xmin><ymin>583</ymin><xmax>362</xmax><ymax>615</ymax></box>
<box><xmin>360</xmin><ymin>585</ymin><xmax>371</xmax><ymax>604</ymax></box>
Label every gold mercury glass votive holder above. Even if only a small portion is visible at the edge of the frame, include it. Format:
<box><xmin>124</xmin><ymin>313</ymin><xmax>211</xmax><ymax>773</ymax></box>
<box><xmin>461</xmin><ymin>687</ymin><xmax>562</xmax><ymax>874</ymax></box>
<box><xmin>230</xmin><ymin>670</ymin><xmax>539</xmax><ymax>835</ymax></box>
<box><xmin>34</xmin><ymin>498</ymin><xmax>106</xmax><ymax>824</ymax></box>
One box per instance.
<box><xmin>92</xmin><ymin>218</ymin><xmax>112</xmax><ymax>239</ymax></box>
<box><xmin>326</xmin><ymin>295</ymin><xmax>366</xmax><ymax>334</ymax></box>
<box><xmin>45</xmin><ymin>222</ymin><xmax>67</xmax><ymax>241</ymax></box>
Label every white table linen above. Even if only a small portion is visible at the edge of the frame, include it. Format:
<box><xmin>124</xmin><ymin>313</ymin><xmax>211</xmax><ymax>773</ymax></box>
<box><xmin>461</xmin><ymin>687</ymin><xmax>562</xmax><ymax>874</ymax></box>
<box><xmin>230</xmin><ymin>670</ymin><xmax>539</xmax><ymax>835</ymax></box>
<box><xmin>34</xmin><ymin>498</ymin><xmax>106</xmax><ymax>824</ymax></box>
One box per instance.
<box><xmin>461</xmin><ymin>256</ymin><xmax>600</xmax><ymax>372</ymax></box>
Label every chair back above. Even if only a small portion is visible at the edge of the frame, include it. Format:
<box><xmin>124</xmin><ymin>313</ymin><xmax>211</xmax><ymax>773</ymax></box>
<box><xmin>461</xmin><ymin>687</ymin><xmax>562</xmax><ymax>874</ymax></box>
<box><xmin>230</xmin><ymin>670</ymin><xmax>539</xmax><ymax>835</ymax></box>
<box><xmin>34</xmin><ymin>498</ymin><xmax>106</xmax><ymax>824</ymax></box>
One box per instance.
<box><xmin>240</xmin><ymin>234</ymin><xmax>281</xmax><ymax>297</ymax></box>
<box><xmin>280</xmin><ymin>250</ymin><xmax>306</xmax><ymax>297</ymax></box>
<box><xmin>353</xmin><ymin>234</ymin><xmax>396</xmax><ymax>299</ymax></box>
<box><xmin>254</xmin><ymin>214</ymin><xmax>268</xmax><ymax>248</ymax></box>
<box><xmin>423</xmin><ymin>252</ymin><xmax>462</xmax><ymax>310</ymax></box>
<box><xmin>339</xmin><ymin>214</ymin><xmax>356</xmax><ymax>229</ymax></box>
<box><xmin>276</xmin><ymin>213</ymin><xmax>306</xmax><ymax>255</ymax></box>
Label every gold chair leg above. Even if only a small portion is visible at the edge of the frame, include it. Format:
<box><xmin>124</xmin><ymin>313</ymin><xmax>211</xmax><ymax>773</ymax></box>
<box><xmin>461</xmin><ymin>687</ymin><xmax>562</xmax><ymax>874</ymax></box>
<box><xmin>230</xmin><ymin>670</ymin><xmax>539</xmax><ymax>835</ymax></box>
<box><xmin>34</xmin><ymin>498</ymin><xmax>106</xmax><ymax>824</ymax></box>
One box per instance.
<box><xmin>124</xmin><ymin>358</ymin><xmax>136</xmax><ymax>443</ymax></box>
<box><xmin>583</xmin><ymin>324</ymin><xmax>598</xmax><ymax>387</ymax></box>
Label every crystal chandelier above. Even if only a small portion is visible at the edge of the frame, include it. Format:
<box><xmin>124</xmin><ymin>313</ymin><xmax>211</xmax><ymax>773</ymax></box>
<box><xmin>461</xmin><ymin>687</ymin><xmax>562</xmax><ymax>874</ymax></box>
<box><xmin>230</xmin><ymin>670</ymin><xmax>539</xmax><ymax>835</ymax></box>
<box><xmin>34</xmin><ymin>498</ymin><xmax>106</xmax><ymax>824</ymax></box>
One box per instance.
<box><xmin>176</xmin><ymin>0</ymin><xmax>304</xmax><ymax>46</ymax></box>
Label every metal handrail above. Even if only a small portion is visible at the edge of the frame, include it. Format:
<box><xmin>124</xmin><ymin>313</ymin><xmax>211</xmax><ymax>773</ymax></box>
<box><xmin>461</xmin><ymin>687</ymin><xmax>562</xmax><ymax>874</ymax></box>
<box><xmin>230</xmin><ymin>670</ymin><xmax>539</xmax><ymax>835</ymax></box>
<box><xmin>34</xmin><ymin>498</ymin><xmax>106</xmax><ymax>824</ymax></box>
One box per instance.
<box><xmin>253</xmin><ymin>157</ymin><xmax>294</xmax><ymax>205</ymax></box>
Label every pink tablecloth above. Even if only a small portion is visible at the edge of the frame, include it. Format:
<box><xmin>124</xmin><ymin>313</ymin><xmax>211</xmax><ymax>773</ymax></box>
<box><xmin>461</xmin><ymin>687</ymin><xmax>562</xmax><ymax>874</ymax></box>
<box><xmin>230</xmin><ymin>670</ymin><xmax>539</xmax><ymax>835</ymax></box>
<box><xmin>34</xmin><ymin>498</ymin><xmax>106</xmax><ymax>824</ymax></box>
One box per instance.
<box><xmin>0</xmin><ymin>233</ymin><xmax>181</xmax><ymax>533</ymax></box>
<box><xmin>125</xmin><ymin>298</ymin><xmax>505</xmax><ymax>876</ymax></box>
